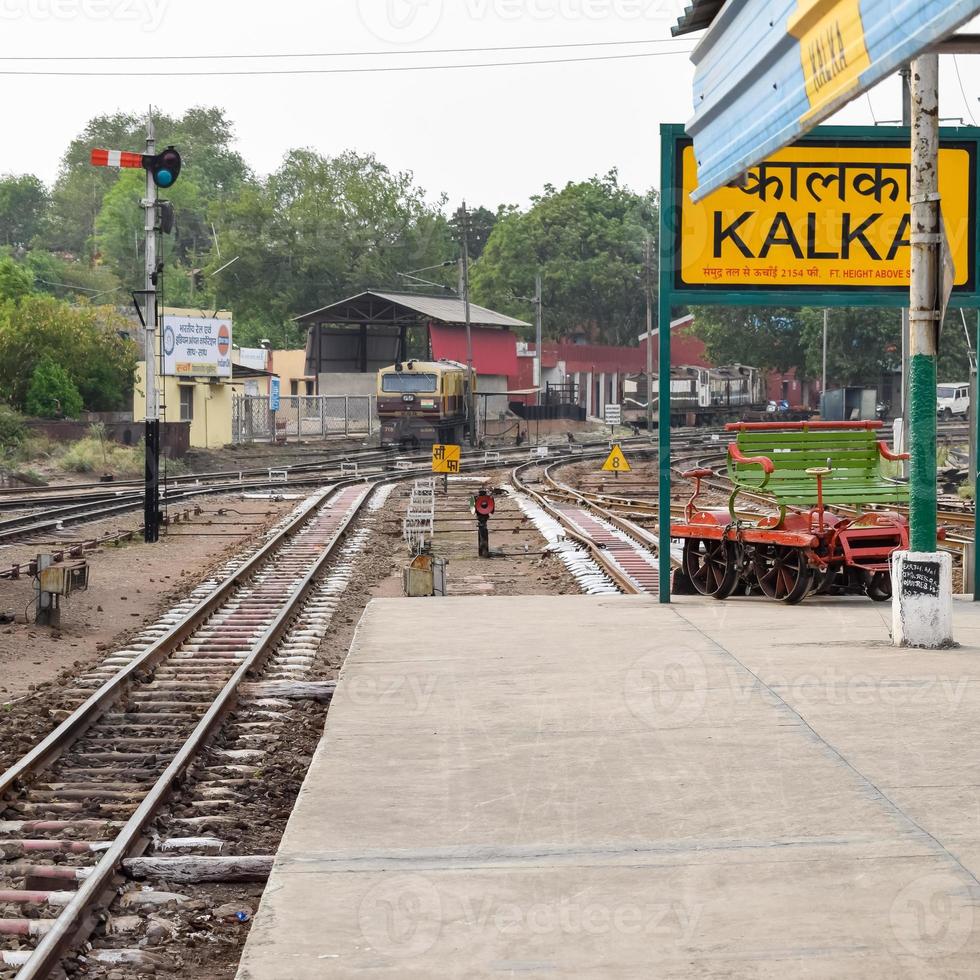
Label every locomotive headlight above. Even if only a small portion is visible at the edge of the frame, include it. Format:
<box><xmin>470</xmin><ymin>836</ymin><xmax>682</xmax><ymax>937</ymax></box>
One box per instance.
<box><xmin>402</xmin><ymin>394</ymin><xmax>415</xmax><ymax>403</ymax></box>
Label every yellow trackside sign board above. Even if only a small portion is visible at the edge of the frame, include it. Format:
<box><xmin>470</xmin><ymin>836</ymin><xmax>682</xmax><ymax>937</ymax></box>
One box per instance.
<box><xmin>432</xmin><ymin>444</ymin><xmax>461</xmax><ymax>474</ymax></box>
<box><xmin>675</xmin><ymin>138</ymin><xmax>976</xmax><ymax>295</ymax></box>
<box><xmin>787</xmin><ymin>0</ymin><xmax>871</xmax><ymax>123</ymax></box>
<box><xmin>602</xmin><ymin>446</ymin><xmax>631</xmax><ymax>473</ymax></box>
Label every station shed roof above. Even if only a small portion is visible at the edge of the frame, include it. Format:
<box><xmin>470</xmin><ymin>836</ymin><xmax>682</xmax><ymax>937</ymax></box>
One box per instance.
<box><xmin>294</xmin><ymin>290</ymin><xmax>529</xmax><ymax>329</ymax></box>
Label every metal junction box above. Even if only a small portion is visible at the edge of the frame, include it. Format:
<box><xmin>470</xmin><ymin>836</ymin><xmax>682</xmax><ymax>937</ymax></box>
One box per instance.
<box><xmin>38</xmin><ymin>561</ymin><xmax>89</xmax><ymax>598</ymax></box>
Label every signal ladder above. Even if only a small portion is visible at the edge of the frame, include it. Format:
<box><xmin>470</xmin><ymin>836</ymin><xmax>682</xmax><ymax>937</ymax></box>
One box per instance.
<box><xmin>403</xmin><ymin>478</ymin><xmax>436</xmax><ymax>552</ymax></box>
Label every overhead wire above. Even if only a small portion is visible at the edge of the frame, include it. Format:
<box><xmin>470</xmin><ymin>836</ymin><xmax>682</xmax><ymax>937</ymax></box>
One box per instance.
<box><xmin>0</xmin><ymin>49</ymin><xmax>695</xmax><ymax>77</ymax></box>
<box><xmin>1</xmin><ymin>36</ymin><xmax>692</xmax><ymax>61</ymax></box>
<box><xmin>952</xmin><ymin>55</ymin><xmax>978</xmax><ymax>126</ymax></box>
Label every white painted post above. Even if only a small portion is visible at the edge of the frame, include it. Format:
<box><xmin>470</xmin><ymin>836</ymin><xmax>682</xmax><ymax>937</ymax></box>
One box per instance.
<box><xmin>892</xmin><ymin>53</ymin><xmax>951</xmax><ymax>649</ymax></box>
<box><xmin>891</xmin><ymin>551</ymin><xmax>953</xmax><ymax>648</ymax></box>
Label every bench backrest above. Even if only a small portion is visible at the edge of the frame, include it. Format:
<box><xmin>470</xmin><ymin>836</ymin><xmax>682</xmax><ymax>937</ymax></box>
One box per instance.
<box><xmin>727</xmin><ymin>426</ymin><xmax>881</xmax><ymax>489</ymax></box>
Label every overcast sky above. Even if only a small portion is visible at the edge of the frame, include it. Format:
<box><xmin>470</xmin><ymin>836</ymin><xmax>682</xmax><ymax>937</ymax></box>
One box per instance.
<box><xmin>3</xmin><ymin>0</ymin><xmax>980</xmax><ymax>209</ymax></box>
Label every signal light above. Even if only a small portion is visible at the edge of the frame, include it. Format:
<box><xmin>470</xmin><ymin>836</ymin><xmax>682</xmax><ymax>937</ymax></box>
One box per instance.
<box><xmin>91</xmin><ymin>145</ymin><xmax>183</xmax><ymax>190</ymax></box>
<box><xmin>146</xmin><ymin>146</ymin><xmax>182</xmax><ymax>189</ymax></box>
<box><xmin>473</xmin><ymin>493</ymin><xmax>495</xmax><ymax>517</ymax></box>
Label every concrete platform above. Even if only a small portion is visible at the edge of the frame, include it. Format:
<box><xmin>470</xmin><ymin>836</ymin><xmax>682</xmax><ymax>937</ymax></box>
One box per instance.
<box><xmin>237</xmin><ymin>596</ymin><xmax>980</xmax><ymax>978</ymax></box>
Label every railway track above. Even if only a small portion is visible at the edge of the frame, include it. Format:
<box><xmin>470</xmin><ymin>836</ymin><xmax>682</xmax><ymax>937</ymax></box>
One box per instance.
<box><xmin>512</xmin><ymin>451</ymin><xmax>668</xmax><ymax>596</ymax></box>
<box><xmin>0</xmin><ymin>441</ymin><xmax>652</xmax><ymax>976</ymax></box>
<box><xmin>0</xmin><ymin>438</ymin><xmax>662</xmax><ymax>551</ymax></box>
<box><xmin>0</xmin><ymin>470</ymin><xmax>412</xmax><ymax>977</ymax></box>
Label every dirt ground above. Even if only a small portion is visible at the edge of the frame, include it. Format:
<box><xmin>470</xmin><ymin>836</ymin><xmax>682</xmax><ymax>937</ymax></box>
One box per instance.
<box><xmin>369</xmin><ymin>472</ymin><xmax>582</xmax><ymax>600</ymax></box>
<box><xmin>0</xmin><ymin>495</ymin><xmax>297</xmax><ymax>701</ymax></box>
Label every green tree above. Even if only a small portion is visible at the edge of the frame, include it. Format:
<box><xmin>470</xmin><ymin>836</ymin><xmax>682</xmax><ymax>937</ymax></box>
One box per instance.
<box><xmin>691</xmin><ymin>305</ymin><xmax>805</xmax><ymax>374</ymax></box>
<box><xmin>95</xmin><ymin>169</ymin><xmax>208</xmax><ymax>290</ymax></box>
<box><xmin>214</xmin><ymin>149</ymin><xmax>452</xmax><ymax>347</ymax></box>
<box><xmin>26</xmin><ymin>356</ymin><xmax>84</xmax><ymax>418</ymax></box>
<box><xmin>0</xmin><ymin>257</ymin><xmax>34</xmax><ymax>303</ymax></box>
<box><xmin>937</xmin><ymin>308</ymin><xmax>976</xmax><ymax>382</ymax></box>
<box><xmin>23</xmin><ymin>250</ymin><xmax>120</xmax><ymax>302</ymax></box>
<box><xmin>0</xmin><ymin>174</ymin><xmax>49</xmax><ymax>248</ymax></box>
<box><xmin>0</xmin><ymin>295</ymin><xmax>137</xmax><ymax>411</ymax></box>
<box><xmin>44</xmin><ymin>107</ymin><xmax>249</xmax><ymax>261</ymax></box>
<box><xmin>465</xmin><ymin>204</ymin><xmax>511</xmax><ymax>261</ymax></box>
<box><xmin>798</xmin><ymin>308</ymin><xmax>901</xmax><ymax>386</ymax></box>
<box><xmin>470</xmin><ymin>172</ymin><xmax>657</xmax><ymax>345</ymax></box>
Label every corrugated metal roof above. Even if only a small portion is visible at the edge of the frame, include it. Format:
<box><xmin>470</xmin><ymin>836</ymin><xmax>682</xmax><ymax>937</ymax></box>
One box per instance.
<box><xmin>372</xmin><ymin>292</ymin><xmax>529</xmax><ymax>328</ymax></box>
<box><xmin>671</xmin><ymin>0</ymin><xmax>725</xmax><ymax>37</ymax></box>
<box><xmin>295</xmin><ymin>290</ymin><xmax>529</xmax><ymax>329</ymax></box>
<box><xmin>429</xmin><ymin>323</ymin><xmax>519</xmax><ymax>377</ymax></box>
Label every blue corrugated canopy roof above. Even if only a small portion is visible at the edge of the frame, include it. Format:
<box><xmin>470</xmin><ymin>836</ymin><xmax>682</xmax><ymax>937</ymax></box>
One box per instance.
<box><xmin>671</xmin><ymin>0</ymin><xmax>724</xmax><ymax>37</ymax></box>
<box><xmin>685</xmin><ymin>0</ymin><xmax>980</xmax><ymax>199</ymax></box>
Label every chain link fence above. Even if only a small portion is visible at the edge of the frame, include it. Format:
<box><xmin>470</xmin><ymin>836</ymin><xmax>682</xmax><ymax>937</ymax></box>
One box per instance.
<box><xmin>232</xmin><ymin>395</ymin><xmax>376</xmax><ymax>443</ymax></box>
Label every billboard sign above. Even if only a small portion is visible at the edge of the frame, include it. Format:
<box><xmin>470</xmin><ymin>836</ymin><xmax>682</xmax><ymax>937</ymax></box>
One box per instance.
<box><xmin>663</xmin><ymin>124</ymin><xmax>980</xmax><ymax>306</ymax></box>
<box><xmin>270</xmin><ymin>376</ymin><xmax>281</xmax><ymax>412</ymax></box>
<box><xmin>685</xmin><ymin>0</ymin><xmax>980</xmax><ymax>199</ymax></box>
<box><xmin>162</xmin><ymin>315</ymin><xmax>233</xmax><ymax>378</ymax></box>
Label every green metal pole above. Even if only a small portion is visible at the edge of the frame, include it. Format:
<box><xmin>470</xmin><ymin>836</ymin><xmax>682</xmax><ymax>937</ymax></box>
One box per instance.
<box><xmin>657</xmin><ymin>127</ymin><xmax>673</xmax><ymax>603</ymax></box>
<box><xmin>974</xmin><ymin>309</ymin><xmax>980</xmax><ymax>598</ymax></box>
<box><xmin>908</xmin><ymin>53</ymin><xmax>939</xmax><ymax>554</ymax></box>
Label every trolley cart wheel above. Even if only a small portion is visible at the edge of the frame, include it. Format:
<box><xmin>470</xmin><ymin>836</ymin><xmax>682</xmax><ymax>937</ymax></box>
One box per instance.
<box><xmin>810</xmin><ymin>564</ymin><xmax>839</xmax><ymax>596</ymax></box>
<box><xmin>682</xmin><ymin>538</ymin><xmax>738</xmax><ymax>600</ymax></box>
<box><xmin>865</xmin><ymin>570</ymin><xmax>892</xmax><ymax>602</ymax></box>
<box><xmin>751</xmin><ymin>544</ymin><xmax>812</xmax><ymax>604</ymax></box>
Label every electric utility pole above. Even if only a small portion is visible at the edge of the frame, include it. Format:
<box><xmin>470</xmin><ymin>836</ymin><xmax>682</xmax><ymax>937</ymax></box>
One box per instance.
<box><xmin>900</xmin><ymin>65</ymin><xmax>912</xmax><ymax>470</ymax></box>
<box><xmin>645</xmin><ymin>236</ymin><xmax>654</xmax><ymax>433</ymax></box>
<box><xmin>908</xmin><ymin>52</ymin><xmax>940</xmax><ymax>554</ymax></box>
<box><xmin>455</xmin><ymin>203</ymin><xmax>476</xmax><ymax>446</ymax></box>
<box><xmin>822</xmin><ymin>308</ymin><xmax>828</xmax><ymax>401</ymax></box>
<box><xmin>534</xmin><ymin>273</ymin><xmax>543</xmax><ymax>405</ymax></box>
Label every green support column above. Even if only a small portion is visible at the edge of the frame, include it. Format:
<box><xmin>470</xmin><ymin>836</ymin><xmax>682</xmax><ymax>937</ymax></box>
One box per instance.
<box><xmin>908</xmin><ymin>353</ymin><xmax>937</xmax><ymax>551</ymax></box>
<box><xmin>657</xmin><ymin>288</ymin><xmax>672</xmax><ymax>603</ymax></box>
<box><xmin>657</xmin><ymin>129</ymin><xmax>673</xmax><ymax>603</ymax></box>
<box><xmin>974</xmin><ymin>310</ymin><xmax>980</xmax><ymax>599</ymax></box>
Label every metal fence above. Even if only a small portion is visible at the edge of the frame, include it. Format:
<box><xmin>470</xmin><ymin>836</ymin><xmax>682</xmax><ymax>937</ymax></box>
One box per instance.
<box><xmin>232</xmin><ymin>395</ymin><xmax>376</xmax><ymax>443</ymax></box>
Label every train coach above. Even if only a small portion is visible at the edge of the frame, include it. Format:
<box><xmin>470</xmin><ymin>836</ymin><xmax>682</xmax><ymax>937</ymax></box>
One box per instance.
<box><xmin>377</xmin><ymin>359</ymin><xmax>471</xmax><ymax>447</ymax></box>
<box><xmin>623</xmin><ymin>364</ymin><xmax>773</xmax><ymax>427</ymax></box>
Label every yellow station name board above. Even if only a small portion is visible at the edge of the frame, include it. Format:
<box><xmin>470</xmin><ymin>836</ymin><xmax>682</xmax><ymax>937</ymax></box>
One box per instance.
<box><xmin>676</xmin><ymin>140</ymin><xmax>975</xmax><ymax>294</ymax></box>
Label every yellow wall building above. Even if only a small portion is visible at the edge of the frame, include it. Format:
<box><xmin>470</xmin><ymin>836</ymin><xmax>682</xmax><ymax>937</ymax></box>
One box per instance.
<box><xmin>233</xmin><ymin>348</ymin><xmax>315</xmax><ymax>398</ymax></box>
<box><xmin>271</xmin><ymin>348</ymin><xmax>317</xmax><ymax>397</ymax></box>
<box><xmin>133</xmin><ymin>311</ymin><xmax>311</xmax><ymax>449</ymax></box>
<box><xmin>133</xmin><ymin>362</ymin><xmax>243</xmax><ymax>449</ymax></box>
<box><xmin>133</xmin><ymin>306</ymin><xmax>248</xmax><ymax>449</ymax></box>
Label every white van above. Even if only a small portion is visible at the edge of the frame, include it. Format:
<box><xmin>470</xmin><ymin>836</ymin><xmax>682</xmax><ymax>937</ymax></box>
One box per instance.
<box><xmin>937</xmin><ymin>383</ymin><xmax>970</xmax><ymax>420</ymax></box>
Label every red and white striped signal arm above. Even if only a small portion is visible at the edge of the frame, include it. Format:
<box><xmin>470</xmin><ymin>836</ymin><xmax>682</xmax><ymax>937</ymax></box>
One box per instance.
<box><xmin>90</xmin><ymin>148</ymin><xmax>145</xmax><ymax>169</ymax></box>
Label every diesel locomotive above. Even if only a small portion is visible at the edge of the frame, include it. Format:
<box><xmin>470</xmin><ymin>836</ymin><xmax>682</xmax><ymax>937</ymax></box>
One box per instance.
<box><xmin>377</xmin><ymin>359</ymin><xmax>471</xmax><ymax>447</ymax></box>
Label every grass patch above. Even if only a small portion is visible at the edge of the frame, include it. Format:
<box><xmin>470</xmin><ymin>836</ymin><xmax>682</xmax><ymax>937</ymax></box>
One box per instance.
<box><xmin>59</xmin><ymin>434</ymin><xmax>145</xmax><ymax>477</ymax></box>
<box><xmin>10</xmin><ymin>468</ymin><xmax>47</xmax><ymax>486</ymax></box>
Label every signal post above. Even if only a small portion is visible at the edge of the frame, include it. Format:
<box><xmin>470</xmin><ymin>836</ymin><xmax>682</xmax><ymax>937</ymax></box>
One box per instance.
<box><xmin>91</xmin><ymin>120</ymin><xmax>181</xmax><ymax>544</ymax></box>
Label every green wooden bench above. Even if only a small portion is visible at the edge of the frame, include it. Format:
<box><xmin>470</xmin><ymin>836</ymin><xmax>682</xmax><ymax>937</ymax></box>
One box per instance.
<box><xmin>726</xmin><ymin>421</ymin><xmax>909</xmax><ymax>523</ymax></box>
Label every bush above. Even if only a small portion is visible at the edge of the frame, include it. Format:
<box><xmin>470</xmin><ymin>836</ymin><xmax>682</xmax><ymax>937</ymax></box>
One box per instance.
<box><xmin>0</xmin><ymin>404</ymin><xmax>25</xmax><ymax>448</ymax></box>
<box><xmin>60</xmin><ymin>433</ymin><xmax>144</xmax><ymax>477</ymax></box>
<box><xmin>25</xmin><ymin>356</ymin><xmax>83</xmax><ymax>419</ymax></box>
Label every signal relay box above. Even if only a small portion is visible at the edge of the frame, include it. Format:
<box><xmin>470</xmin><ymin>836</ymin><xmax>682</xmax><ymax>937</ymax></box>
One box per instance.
<box><xmin>38</xmin><ymin>561</ymin><xmax>89</xmax><ymax>598</ymax></box>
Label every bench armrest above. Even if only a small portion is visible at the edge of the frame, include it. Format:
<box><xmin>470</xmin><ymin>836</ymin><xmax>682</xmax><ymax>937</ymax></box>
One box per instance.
<box><xmin>729</xmin><ymin>444</ymin><xmax>774</xmax><ymax>488</ymax></box>
<box><xmin>877</xmin><ymin>440</ymin><xmax>909</xmax><ymax>462</ymax></box>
